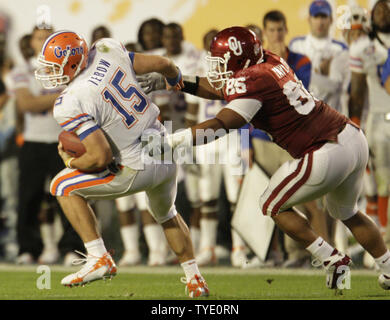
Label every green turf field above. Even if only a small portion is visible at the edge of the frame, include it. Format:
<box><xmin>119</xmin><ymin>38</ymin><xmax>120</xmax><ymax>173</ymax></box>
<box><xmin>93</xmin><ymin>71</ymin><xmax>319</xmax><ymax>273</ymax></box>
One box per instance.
<box><xmin>0</xmin><ymin>265</ymin><xmax>389</xmax><ymax>300</ymax></box>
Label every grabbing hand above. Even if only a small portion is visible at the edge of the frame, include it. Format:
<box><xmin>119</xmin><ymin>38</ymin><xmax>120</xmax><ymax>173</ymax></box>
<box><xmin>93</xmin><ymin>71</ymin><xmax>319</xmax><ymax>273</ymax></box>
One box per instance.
<box><xmin>136</xmin><ymin>72</ymin><xmax>166</xmax><ymax>94</ymax></box>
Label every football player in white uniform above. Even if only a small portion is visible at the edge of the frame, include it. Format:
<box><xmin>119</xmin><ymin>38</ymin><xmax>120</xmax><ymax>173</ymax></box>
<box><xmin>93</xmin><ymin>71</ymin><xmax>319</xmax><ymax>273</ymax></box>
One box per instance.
<box><xmin>192</xmin><ymin>29</ymin><xmax>248</xmax><ymax>267</ymax></box>
<box><xmin>348</xmin><ymin>2</ymin><xmax>390</xmax><ymax>242</ymax></box>
<box><xmin>34</xmin><ymin>31</ymin><xmax>208</xmax><ymax>297</ymax></box>
<box><xmin>289</xmin><ymin>0</ymin><xmax>349</xmax><ymax>113</ymax></box>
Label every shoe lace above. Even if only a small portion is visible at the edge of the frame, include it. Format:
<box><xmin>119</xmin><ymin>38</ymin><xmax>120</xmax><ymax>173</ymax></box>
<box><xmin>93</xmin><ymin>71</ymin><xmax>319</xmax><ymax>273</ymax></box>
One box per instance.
<box><xmin>311</xmin><ymin>258</ymin><xmax>323</xmax><ymax>268</ymax></box>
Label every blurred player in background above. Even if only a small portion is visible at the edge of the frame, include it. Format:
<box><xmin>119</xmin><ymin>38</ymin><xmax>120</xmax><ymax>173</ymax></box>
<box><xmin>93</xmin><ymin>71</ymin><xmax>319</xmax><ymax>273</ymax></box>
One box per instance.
<box><xmin>116</xmin><ymin>19</ymin><xmax>170</xmax><ymax>267</ymax></box>
<box><xmin>348</xmin><ymin>2</ymin><xmax>390</xmax><ymax>252</ymax></box>
<box><xmin>289</xmin><ymin>0</ymin><xmax>349</xmax><ymax>114</ymax></box>
<box><xmin>9</xmin><ymin>26</ymin><xmax>83</xmax><ymax>265</ymax></box>
<box><xmin>191</xmin><ymin>29</ymin><xmax>248</xmax><ymax>267</ymax></box>
<box><xmin>149</xmin><ymin>22</ymin><xmax>201</xmax><ymax>263</ymax></box>
<box><xmin>91</xmin><ymin>25</ymin><xmax>111</xmax><ymax>46</ymax></box>
<box><xmin>35</xmin><ymin>31</ymin><xmax>208</xmax><ymax>297</ymax></box>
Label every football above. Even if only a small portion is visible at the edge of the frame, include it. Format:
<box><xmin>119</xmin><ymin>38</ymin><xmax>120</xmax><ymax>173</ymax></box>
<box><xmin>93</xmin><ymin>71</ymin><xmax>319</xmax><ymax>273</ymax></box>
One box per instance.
<box><xmin>58</xmin><ymin>130</ymin><xmax>86</xmax><ymax>158</ymax></box>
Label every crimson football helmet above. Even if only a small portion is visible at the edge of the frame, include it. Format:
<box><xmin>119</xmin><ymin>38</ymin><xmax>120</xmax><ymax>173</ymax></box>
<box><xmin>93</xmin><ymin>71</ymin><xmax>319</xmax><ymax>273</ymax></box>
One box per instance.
<box><xmin>35</xmin><ymin>30</ymin><xmax>88</xmax><ymax>89</ymax></box>
<box><xmin>206</xmin><ymin>26</ymin><xmax>263</xmax><ymax>90</ymax></box>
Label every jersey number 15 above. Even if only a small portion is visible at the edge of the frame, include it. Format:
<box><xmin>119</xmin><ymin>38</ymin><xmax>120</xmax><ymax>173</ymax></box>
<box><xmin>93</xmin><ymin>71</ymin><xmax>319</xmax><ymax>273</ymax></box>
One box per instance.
<box><xmin>102</xmin><ymin>67</ymin><xmax>149</xmax><ymax>128</ymax></box>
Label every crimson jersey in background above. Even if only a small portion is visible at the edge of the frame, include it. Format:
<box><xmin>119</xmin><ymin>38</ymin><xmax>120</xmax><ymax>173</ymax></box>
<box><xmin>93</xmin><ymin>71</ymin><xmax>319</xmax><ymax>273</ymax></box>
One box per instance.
<box><xmin>223</xmin><ymin>50</ymin><xmax>350</xmax><ymax>159</ymax></box>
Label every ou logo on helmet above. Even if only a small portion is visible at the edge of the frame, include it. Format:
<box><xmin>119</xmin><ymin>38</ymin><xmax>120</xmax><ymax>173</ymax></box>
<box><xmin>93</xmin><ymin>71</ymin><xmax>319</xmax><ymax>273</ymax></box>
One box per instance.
<box><xmin>228</xmin><ymin>36</ymin><xmax>243</xmax><ymax>56</ymax></box>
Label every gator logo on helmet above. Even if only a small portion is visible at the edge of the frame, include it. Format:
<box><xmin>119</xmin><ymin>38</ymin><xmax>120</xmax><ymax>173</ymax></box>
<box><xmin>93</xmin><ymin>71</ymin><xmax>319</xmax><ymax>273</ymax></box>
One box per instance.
<box><xmin>54</xmin><ymin>45</ymin><xmax>84</xmax><ymax>58</ymax></box>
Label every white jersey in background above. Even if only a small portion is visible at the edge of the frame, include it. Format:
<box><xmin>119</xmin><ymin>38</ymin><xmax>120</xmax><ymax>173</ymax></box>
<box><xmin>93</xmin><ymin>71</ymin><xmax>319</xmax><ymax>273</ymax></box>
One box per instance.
<box><xmin>53</xmin><ymin>38</ymin><xmax>162</xmax><ymax>170</ymax></box>
<box><xmin>349</xmin><ymin>35</ymin><xmax>390</xmax><ymax>114</ymax></box>
<box><xmin>9</xmin><ymin>57</ymin><xmax>63</xmax><ymax>143</ymax></box>
<box><xmin>289</xmin><ymin>34</ymin><xmax>348</xmax><ymax>110</ymax></box>
<box><xmin>150</xmin><ymin>42</ymin><xmax>200</xmax><ymax>132</ymax></box>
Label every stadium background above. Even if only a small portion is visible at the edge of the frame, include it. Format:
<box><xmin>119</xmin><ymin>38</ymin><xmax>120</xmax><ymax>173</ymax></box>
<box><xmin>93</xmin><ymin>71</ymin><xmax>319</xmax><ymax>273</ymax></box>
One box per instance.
<box><xmin>1</xmin><ymin>0</ymin><xmax>378</xmax><ymax>66</ymax></box>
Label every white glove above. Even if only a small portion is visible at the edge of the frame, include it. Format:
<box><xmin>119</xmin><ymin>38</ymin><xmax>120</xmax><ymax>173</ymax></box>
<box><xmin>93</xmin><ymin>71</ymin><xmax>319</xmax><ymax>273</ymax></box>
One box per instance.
<box><xmin>136</xmin><ymin>72</ymin><xmax>166</xmax><ymax>94</ymax></box>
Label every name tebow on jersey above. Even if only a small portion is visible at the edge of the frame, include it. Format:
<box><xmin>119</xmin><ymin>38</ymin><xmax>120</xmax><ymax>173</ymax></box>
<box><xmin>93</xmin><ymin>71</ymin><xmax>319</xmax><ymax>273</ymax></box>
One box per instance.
<box><xmin>53</xmin><ymin>38</ymin><xmax>163</xmax><ymax>170</ymax></box>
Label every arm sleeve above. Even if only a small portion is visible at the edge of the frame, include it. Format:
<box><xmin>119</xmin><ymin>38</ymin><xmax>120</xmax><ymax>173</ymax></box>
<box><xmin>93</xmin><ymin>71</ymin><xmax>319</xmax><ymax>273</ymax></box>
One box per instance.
<box><xmin>295</xmin><ymin>60</ymin><xmax>312</xmax><ymax>90</ymax></box>
<box><xmin>54</xmin><ymin>94</ymin><xmax>100</xmax><ymax>141</ymax></box>
<box><xmin>225</xmin><ymin>98</ymin><xmax>262</xmax><ymax>123</ymax></box>
<box><xmin>381</xmin><ymin>49</ymin><xmax>390</xmax><ymax>86</ymax></box>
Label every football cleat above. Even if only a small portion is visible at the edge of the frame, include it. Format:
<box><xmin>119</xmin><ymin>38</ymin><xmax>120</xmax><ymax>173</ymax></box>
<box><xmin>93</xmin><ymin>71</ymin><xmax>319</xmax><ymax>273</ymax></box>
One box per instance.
<box><xmin>118</xmin><ymin>250</ymin><xmax>141</xmax><ymax>266</ymax></box>
<box><xmin>147</xmin><ymin>250</ymin><xmax>167</xmax><ymax>266</ymax></box>
<box><xmin>312</xmin><ymin>249</ymin><xmax>352</xmax><ymax>289</ymax></box>
<box><xmin>378</xmin><ymin>274</ymin><xmax>390</xmax><ymax>290</ymax></box>
<box><xmin>61</xmin><ymin>250</ymin><xmax>117</xmax><ymax>287</ymax></box>
<box><xmin>38</xmin><ymin>248</ymin><xmax>60</xmax><ymax>265</ymax></box>
<box><xmin>181</xmin><ymin>275</ymin><xmax>210</xmax><ymax>298</ymax></box>
<box><xmin>231</xmin><ymin>247</ymin><xmax>248</xmax><ymax>268</ymax></box>
<box><xmin>196</xmin><ymin>247</ymin><xmax>217</xmax><ymax>266</ymax></box>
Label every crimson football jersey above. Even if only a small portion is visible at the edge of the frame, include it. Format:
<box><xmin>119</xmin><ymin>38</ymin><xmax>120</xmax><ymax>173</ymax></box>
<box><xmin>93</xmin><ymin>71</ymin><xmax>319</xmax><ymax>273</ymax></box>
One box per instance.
<box><xmin>224</xmin><ymin>50</ymin><xmax>350</xmax><ymax>159</ymax></box>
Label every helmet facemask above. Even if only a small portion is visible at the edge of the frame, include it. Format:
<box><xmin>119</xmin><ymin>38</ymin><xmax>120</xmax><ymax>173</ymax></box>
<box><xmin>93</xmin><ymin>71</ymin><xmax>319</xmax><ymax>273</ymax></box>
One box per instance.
<box><xmin>35</xmin><ymin>48</ymin><xmax>85</xmax><ymax>89</ymax></box>
<box><xmin>206</xmin><ymin>51</ymin><xmax>233</xmax><ymax>90</ymax></box>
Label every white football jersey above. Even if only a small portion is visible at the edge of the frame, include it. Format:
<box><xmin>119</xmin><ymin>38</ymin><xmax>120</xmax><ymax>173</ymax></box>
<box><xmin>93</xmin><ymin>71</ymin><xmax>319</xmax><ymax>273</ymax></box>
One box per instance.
<box><xmin>53</xmin><ymin>38</ymin><xmax>162</xmax><ymax>170</ymax></box>
<box><xmin>289</xmin><ymin>34</ymin><xmax>348</xmax><ymax>106</ymax></box>
<box><xmin>349</xmin><ymin>34</ymin><xmax>390</xmax><ymax>114</ymax></box>
<box><xmin>9</xmin><ymin>57</ymin><xmax>63</xmax><ymax>143</ymax></box>
<box><xmin>150</xmin><ymin>42</ymin><xmax>201</xmax><ymax>132</ymax></box>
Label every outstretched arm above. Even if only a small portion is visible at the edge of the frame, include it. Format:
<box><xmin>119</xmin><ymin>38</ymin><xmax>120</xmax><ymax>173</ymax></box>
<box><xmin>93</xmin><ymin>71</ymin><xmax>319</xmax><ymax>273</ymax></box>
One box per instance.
<box><xmin>136</xmin><ymin>72</ymin><xmax>224</xmax><ymax>100</ymax></box>
<box><xmin>131</xmin><ymin>52</ymin><xmax>183</xmax><ymax>90</ymax></box>
<box><xmin>167</xmin><ymin>98</ymin><xmax>261</xmax><ymax>148</ymax></box>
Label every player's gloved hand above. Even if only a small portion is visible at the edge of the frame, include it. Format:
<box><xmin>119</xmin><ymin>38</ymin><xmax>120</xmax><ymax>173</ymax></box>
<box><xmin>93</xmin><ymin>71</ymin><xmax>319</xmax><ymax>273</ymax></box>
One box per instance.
<box><xmin>136</xmin><ymin>72</ymin><xmax>166</xmax><ymax>94</ymax></box>
<box><xmin>107</xmin><ymin>158</ymin><xmax>121</xmax><ymax>174</ymax></box>
<box><xmin>142</xmin><ymin>128</ymin><xmax>193</xmax><ymax>161</ymax></box>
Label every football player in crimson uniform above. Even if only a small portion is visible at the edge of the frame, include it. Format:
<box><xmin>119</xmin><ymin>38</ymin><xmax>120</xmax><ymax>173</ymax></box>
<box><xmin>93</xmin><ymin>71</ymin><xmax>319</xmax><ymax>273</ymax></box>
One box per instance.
<box><xmin>34</xmin><ymin>31</ymin><xmax>209</xmax><ymax>297</ymax></box>
<box><xmin>151</xmin><ymin>26</ymin><xmax>390</xmax><ymax>290</ymax></box>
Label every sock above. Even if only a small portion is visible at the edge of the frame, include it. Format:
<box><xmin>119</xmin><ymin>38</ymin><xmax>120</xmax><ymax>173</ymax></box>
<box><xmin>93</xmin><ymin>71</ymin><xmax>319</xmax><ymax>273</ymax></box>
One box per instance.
<box><xmin>306</xmin><ymin>237</ymin><xmax>335</xmax><ymax>262</ymax></box>
<box><xmin>40</xmin><ymin>223</ymin><xmax>57</xmax><ymax>251</ymax></box>
<box><xmin>333</xmin><ymin>220</ymin><xmax>349</xmax><ymax>253</ymax></box>
<box><xmin>199</xmin><ymin>218</ymin><xmax>218</xmax><ymax>251</ymax></box>
<box><xmin>84</xmin><ymin>238</ymin><xmax>107</xmax><ymax>257</ymax></box>
<box><xmin>144</xmin><ymin>224</ymin><xmax>166</xmax><ymax>253</ymax></box>
<box><xmin>377</xmin><ymin>196</ymin><xmax>388</xmax><ymax>227</ymax></box>
<box><xmin>190</xmin><ymin>227</ymin><xmax>200</xmax><ymax>254</ymax></box>
<box><xmin>120</xmin><ymin>224</ymin><xmax>139</xmax><ymax>253</ymax></box>
<box><xmin>375</xmin><ymin>250</ymin><xmax>390</xmax><ymax>275</ymax></box>
<box><xmin>366</xmin><ymin>200</ymin><xmax>378</xmax><ymax>216</ymax></box>
<box><xmin>231</xmin><ymin>229</ymin><xmax>245</xmax><ymax>250</ymax></box>
<box><xmin>181</xmin><ymin>259</ymin><xmax>201</xmax><ymax>282</ymax></box>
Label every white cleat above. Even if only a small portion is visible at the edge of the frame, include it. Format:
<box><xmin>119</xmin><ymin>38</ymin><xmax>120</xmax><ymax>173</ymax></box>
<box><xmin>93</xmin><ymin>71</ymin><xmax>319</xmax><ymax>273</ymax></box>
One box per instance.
<box><xmin>38</xmin><ymin>248</ymin><xmax>60</xmax><ymax>265</ymax></box>
<box><xmin>231</xmin><ymin>247</ymin><xmax>248</xmax><ymax>268</ymax></box>
<box><xmin>312</xmin><ymin>249</ymin><xmax>352</xmax><ymax>289</ymax></box>
<box><xmin>378</xmin><ymin>274</ymin><xmax>390</xmax><ymax>290</ymax></box>
<box><xmin>61</xmin><ymin>250</ymin><xmax>117</xmax><ymax>287</ymax></box>
<box><xmin>147</xmin><ymin>250</ymin><xmax>167</xmax><ymax>266</ymax></box>
<box><xmin>196</xmin><ymin>247</ymin><xmax>217</xmax><ymax>266</ymax></box>
<box><xmin>118</xmin><ymin>250</ymin><xmax>141</xmax><ymax>266</ymax></box>
<box><xmin>15</xmin><ymin>252</ymin><xmax>34</xmax><ymax>265</ymax></box>
<box><xmin>181</xmin><ymin>275</ymin><xmax>210</xmax><ymax>298</ymax></box>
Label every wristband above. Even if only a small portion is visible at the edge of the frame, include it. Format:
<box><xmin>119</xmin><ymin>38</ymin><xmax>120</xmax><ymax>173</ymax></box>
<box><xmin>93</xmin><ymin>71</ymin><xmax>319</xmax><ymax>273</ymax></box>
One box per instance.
<box><xmin>182</xmin><ymin>75</ymin><xmax>200</xmax><ymax>95</ymax></box>
<box><xmin>166</xmin><ymin>67</ymin><xmax>182</xmax><ymax>86</ymax></box>
<box><xmin>65</xmin><ymin>157</ymin><xmax>75</xmax><ymax>169</ymax></box>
